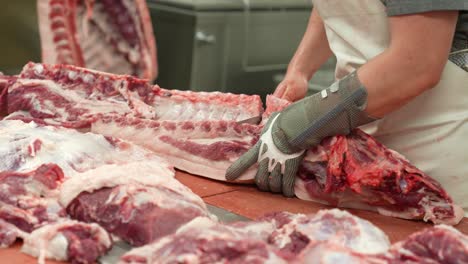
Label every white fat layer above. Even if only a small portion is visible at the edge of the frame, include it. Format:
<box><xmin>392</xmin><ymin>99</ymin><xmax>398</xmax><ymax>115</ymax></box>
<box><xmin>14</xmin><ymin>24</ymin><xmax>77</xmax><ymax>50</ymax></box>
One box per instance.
<box><xmin>272</xmin><ymin>209</ymin><xmax>390</xmax><ymax>255</ymax></box>
<box><xmin>47</xmin><ymin>234</ymin><xmax>68</xmax><ymax>260</ymax></box>
<box><xmin>0</xmin><ymin>120</ymin><xmax>155</xmax><ymax>176</ymax></box>
<box><xmin>22</xmin><ymin>220</ymin><xmax>111</xmax><ymax>264</ymax></box>
<box><xmin>58</xmin><ymin>161</ymin><xmax>211</xmax><ymax>209</ymax></box>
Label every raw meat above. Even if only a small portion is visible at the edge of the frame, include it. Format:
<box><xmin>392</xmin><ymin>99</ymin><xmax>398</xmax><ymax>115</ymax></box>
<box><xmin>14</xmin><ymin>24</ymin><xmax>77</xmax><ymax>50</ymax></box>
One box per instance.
<box><xmin>0</xmin><ymin>74</ymin><xmax>12</xmax><ymax>117</ymax></box>
<box><xmin>382</xmin><ymin>225</ymin><xmax>468</xmax><ymax>263</ymax></box>
<box><xmin>22</xmin><ymin>220</ymin><xmax>112</xmax><ymax>264</ymax></box>
<box><xmin>0</xmin><ymin>163</ymin><xmax>66</xmax><ymax>243</ymax></box>
<box><xmin>2</xmin><ymin>63</ymin><xmax>463</xmax><ymax>225</ymax></box>
<box><xmin>92</xmin><ymin>115</ymin><xmax>261</xmax><ymax>182</ymax></box>
<box><xmin>60</xmin><ymin>161</ymin><xmax>213</xmax><ymax>246</ymax></box>
<box><xmin>0</xmin><ymin>119</ymin><xmax>160</xmax><ymax>175</ymax></box>
<box><xmin>119</xmin><ymin>217</ymin><xmax>288</xmax><ymax>264</ymax></box>
<box><xmin>37</xmin><ymin>0</ymin><xmax>158</xmax><ymax>81</ymax></box>
<box><xmin>0</xmin><ymin>219</ymin><xmax>28</xmax><ymax>248</ymax></box>
<box><xmin>268</xmin><ymin>209</ymin><xmax>390</xmax><ymax>258</ymax></box>
<box><xmin>6</xmin><ymin>62</ymin><xmax>262</xmax><ymax>128</ymax></box>
<box><xmin>295</xmin><ymin>129</ymin><xmax>464</xmax><ymax>225</ymax></box>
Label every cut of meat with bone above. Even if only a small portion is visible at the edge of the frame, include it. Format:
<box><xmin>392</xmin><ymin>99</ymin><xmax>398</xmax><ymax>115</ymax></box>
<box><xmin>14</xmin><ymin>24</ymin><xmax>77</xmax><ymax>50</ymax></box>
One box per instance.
<box><xmin>60</xmin><ymin>161</ymin><xmax>213</xmax><ymax>246</ymax></box>
<box><xmin>22</xmin><ymin>220</ymin><xmax>112</xmax><ymax>264</ymax></box>
<box><xmin>7</xmin><ymin>78</ymin><xmax>134</xmax><ymax>128</ymax></box>
<box><xmin>0</xmin><ymin>120</ymin><xmax>161</xmax><ymax>175</ymax></box>
<box><xmin>91</xmin><ymin>115</ymin><xmax>260</xmax><ymax>182</ymax></box>
<box><xmin>0</xmin><ymin>164</ymin><xmax>66</xmax><ymax>239</ymax></box>
<box><xmin>37</xmin><ymin>0</ymin><xmax>158</xmax><ymax>81</ymax></box>
<box><xmin>119</xmin><ymin>217</ymin><xmax>288</xmax><ymax>264</ymax></box>
<box><xmin>17</xmin><ymin>62</ymin><xmax>262</xmax><ymax>122</ymax></box>
<box><xmin>150</xmin><ymin>88</ymin><xmax>263</xmax><ymax>122</ymax></box>
<box><xmin>6</xmin><ymin>62</ymin><xmax>262</xmax><ymax>128</ymax></box>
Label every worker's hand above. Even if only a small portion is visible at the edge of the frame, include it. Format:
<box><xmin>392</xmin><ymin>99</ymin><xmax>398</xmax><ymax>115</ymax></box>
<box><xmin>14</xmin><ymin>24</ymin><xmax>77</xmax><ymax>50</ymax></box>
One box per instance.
<box><xmin>226</xmin><ymin>112</ymin><xmax>305</xmax><ymax>197</ymax></box>
<box><xmin>273</xmin><ymin>71</ymin><xmax>309</xmax><ymax>102</ymax></box>
<box><xmin>226</xmin><ymin>71</ymin><xmax>377</xmax><ymax>197</ymax></box>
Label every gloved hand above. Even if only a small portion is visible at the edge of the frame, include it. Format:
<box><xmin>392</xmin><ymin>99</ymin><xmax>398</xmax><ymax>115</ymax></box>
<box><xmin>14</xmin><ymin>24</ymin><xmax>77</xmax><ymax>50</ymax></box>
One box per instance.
<box><xmin>225</xmin><ymin>71</ymin><xmax>377</xmax><ymax>197</ymax></box>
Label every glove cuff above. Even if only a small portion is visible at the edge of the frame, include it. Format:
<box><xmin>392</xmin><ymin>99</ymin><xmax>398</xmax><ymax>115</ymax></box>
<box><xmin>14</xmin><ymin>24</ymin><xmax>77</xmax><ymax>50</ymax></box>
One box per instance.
<box><xmin>276</xmin><ymin>70</ymin><xmax>378</xmax><ymax>150</ymax></box>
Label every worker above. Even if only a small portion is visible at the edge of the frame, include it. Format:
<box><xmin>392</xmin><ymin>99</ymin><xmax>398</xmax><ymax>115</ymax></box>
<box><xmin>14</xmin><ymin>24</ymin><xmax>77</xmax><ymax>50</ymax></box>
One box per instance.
<box><xmin>226</xmin><ymin>1</ymin><xmax>468</xmax><ymax>214</ymax></box>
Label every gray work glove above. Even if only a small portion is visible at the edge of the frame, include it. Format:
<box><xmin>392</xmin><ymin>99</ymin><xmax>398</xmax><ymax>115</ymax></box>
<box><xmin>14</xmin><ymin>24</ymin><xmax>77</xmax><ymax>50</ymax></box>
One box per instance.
<box><xmin>225</xmin><ymin>71</ymin><xmax>377</xmax><ymax>197</ymax></box>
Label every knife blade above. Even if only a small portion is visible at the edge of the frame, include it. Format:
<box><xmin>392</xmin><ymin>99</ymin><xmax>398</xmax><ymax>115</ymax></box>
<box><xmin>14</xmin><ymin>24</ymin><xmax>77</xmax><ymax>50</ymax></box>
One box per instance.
<box><xmin>236</xmin><ymin>116</ymin><xmax>262</xmax><ymax>125</ymax></box>
<box><xmin>207</xmin><ymin>204</ymin><xmax>250</xmax><ymax>223</ymax></box>
<box><xmin>98</xmin><ymin>205</ymin><xmax>249</xmax><ymax>263</ymax></box>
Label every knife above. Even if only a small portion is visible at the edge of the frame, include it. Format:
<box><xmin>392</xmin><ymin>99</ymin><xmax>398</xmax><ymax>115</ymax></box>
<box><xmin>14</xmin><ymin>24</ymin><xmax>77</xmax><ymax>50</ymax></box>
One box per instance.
<box><xmin>236</xmin><ymin>116</ymin><xmax>262</xmax><ymax>125</ymax></box>
<box><xmin>99</xmin><ymin>205</ymin><xmax>249</xmax><ymax>263</ymax></box>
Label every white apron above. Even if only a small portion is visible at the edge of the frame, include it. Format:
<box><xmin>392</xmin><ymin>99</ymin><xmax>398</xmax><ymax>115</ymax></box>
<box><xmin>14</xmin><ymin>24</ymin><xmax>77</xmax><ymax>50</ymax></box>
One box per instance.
<box><xmin>312</xmin><ymin>0</ymin><xmax>468</xmax><ymax>215</ymax></box>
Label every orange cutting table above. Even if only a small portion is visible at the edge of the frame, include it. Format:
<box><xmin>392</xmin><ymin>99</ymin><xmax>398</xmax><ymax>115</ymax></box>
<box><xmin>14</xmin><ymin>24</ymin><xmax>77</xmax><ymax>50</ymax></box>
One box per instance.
<box><xmin>2</xmin><ymin>170</ymin><xmax>468</xmax><ymax>263</ymax></box>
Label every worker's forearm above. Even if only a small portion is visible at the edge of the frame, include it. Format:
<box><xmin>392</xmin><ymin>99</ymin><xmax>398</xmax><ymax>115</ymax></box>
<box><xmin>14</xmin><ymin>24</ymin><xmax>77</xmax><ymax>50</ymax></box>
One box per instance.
<box><xmin>357</xmin><ymin>49</ymin><xmax>441</xmax><ymax>118</ymax></box>
<box><xmin>287</xmin><ymin>9</ymin><xmax>333</xmax><ymax>80</ymax></box>
<box><xmin>358</xmin><ymin>11</ymin><xmax>458</xmax><ymax>118</ymax></box>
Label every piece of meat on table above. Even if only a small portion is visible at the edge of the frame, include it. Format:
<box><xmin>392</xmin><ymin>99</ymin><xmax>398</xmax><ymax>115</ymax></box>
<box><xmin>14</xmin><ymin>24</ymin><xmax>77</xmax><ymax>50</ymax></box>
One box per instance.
<box><xmin>267</xmin><ymin>209</ymin><xmax>390</xmax><ymax>258</ymax></box>
<box><xmin>21</xmin><ymin>220</ymin><xmax>112</xmax><ymax>264</ymax></box>
<box><xmin>119</xmin><ymin>217</ymin><xmax>288</xmax><ymax>264</ymax></box>
<box><xmin>60</xmin><ymin>161</ymin><xmax>213</xmax><ymax>246</ymax></box>
<box><xmin>293</xmin><ymin>225</ymin><xmax>468</xmax><ymax>264</ymax></box>
<box><xmin>36</xmin><ymin>0</ymin><xmax>158</xmax><ymax>81</ymax></box>
<box><xmin>0</xmin><ymin>164</ymin><xmax>66</xmax><ymax>247</ymax></box>
<box><xmin>383</xmin><ymin>225</ymin><xmax>468</xmax><ymax>263</ymax></box>
<box><xmin>2</xmin><ymin>63</ymin><xmax>463</xmax><ymax>225</ymax></box>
